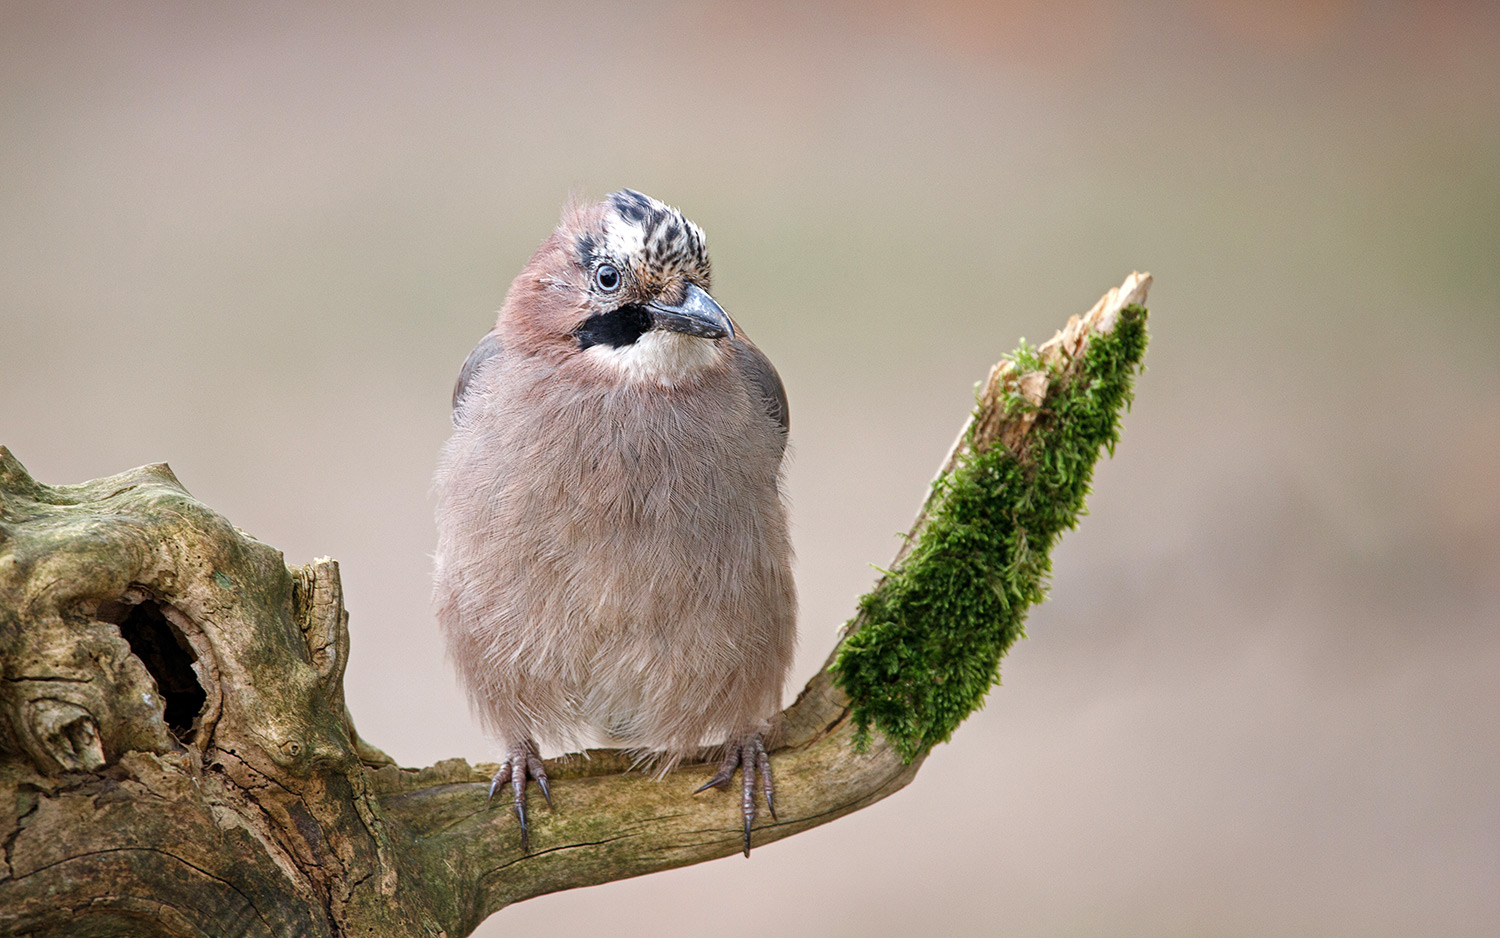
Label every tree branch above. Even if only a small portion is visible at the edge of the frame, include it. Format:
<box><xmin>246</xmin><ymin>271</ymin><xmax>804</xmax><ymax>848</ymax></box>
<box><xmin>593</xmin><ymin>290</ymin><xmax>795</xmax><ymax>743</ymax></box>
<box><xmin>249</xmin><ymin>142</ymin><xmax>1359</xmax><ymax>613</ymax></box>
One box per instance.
<box><xmin>0</xmin><ymin>273</ymin><xmax>1150</xmax><ymax>937</ymax></box>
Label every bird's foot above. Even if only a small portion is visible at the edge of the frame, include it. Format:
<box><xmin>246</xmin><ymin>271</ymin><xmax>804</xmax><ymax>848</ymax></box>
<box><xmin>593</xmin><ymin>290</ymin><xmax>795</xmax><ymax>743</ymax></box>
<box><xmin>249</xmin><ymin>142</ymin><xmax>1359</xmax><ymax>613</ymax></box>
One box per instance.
<box><xmin>487</xmin><ymin>738</ymin><xmax>552</xmax><ymax>851</ymax></box>
<box><xmin>695</xmin><ymin>733</ymin><xmax>775</xmax><ymax>857</ymax></box>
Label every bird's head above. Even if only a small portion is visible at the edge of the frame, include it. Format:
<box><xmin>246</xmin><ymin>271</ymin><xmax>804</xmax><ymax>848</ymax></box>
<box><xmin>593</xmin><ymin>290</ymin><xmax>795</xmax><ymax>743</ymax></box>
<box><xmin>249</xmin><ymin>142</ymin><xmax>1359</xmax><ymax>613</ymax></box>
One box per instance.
<box><xmin>500</xmin><ymin>190</ymin><xmax>736</xmax><ymax>386</ymax></box>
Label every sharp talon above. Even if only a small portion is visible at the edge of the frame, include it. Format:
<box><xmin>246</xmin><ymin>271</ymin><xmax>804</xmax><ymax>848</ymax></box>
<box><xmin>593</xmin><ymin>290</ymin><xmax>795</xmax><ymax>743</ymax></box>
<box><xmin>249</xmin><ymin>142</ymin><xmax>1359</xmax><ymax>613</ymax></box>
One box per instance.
<box><xmin>696</xmin><ymin>768</ymin><xmax>734</xmax><ymax>793</ymax></box>
<box><xmin>694</xmin><ymin>771</ymin><xmax>732</xmax><ymax>794</ymax></box>
<box><xmin>695</xmin><ymin>747</ymin><xmax>741</xmax><ymax>793</ymax></box>
<box><xmin>743</xmin><ymin>814</ymin><xmax>752</xmax><ymax>858</ymax></box>
<box><xmin>527</xmin><ymin>753</ymin><xmax>554</xmax><ymax>808</ymax></box>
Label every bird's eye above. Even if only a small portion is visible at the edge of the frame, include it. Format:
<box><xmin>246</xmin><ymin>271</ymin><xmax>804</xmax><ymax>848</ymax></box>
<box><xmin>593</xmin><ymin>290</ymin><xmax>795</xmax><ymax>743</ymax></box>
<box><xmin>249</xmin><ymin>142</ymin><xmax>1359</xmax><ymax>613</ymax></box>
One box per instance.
<box><xmin>595</xmin><ymin>263</ymin><xmax>621</xmax><ymax>293</ymax></box>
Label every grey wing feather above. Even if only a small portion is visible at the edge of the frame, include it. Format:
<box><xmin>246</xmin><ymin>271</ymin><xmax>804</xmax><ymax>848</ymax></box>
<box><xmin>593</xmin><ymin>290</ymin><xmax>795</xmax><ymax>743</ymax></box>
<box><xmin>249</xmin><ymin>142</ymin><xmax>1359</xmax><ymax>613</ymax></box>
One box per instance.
<box><xmin>730</xmin><ymin>338</ymin><xmax>789</xmax><ymax>448</ymax></box>
<box><xmin>452</xmin><ymin>331</ymin><xmax>505</xmax><ymax>423</ymax></box>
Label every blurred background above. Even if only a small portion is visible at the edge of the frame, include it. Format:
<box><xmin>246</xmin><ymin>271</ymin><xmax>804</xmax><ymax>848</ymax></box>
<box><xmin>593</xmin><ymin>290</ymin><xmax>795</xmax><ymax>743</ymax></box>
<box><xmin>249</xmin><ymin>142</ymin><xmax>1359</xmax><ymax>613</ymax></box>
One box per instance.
<box><xmin>3</xmin><ymin>1</ymin><xmax>1497</xmax><ymax>935</ymax></box>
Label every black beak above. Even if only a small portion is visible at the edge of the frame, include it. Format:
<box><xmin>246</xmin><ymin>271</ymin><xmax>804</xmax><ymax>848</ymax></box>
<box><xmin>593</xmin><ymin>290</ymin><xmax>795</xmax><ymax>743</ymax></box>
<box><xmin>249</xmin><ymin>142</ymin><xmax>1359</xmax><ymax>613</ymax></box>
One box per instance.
<box><xmin>647</xmin><ymin>284</ymin><xmax>735</xmax><ymax>340</ymax></box>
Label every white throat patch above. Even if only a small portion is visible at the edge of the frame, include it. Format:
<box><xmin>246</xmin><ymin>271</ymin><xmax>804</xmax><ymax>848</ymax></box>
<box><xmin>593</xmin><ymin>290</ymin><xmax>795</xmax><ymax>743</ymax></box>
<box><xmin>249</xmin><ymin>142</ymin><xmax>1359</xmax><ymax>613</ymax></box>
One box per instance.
<box><xmin>582</xmin><ymin>330</ymin><xmax>723</xmax><ymax>387</ymax></box>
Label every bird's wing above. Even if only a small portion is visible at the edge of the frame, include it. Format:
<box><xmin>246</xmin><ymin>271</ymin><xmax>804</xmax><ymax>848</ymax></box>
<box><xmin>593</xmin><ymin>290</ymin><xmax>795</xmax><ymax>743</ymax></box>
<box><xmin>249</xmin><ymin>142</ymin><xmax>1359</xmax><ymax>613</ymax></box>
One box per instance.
<box><xmin>452</xmin><ymin>331</ymin><xmax>505</xmax><ymax>422</ymax></box>
<box><xmin>729</xmin><ymin>337</ymin><xmax>789</xmax><ymax>448</ymax></box>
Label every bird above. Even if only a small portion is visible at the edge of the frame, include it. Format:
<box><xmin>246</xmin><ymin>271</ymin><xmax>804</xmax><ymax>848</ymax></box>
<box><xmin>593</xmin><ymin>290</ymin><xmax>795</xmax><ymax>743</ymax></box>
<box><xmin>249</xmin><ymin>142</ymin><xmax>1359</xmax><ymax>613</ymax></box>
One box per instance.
<box><xmin>433</xmin><ymin>189</ymin><xmax>796</xmax><ymax>856</ymax></box>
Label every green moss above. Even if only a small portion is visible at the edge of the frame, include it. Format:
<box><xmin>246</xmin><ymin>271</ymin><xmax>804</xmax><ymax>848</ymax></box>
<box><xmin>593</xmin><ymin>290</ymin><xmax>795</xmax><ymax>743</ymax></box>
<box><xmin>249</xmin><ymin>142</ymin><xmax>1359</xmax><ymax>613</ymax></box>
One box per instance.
<box><xmin>830</xmin><ymin>306</ymin><xmax>1149</xmax><ymax>761</ymax></box>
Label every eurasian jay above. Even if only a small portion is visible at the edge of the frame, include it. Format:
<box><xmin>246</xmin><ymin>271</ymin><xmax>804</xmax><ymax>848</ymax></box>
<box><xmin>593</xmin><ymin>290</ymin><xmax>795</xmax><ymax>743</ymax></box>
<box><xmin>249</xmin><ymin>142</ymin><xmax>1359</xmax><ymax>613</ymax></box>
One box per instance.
<box><xmin>433</xmin><ymin>190</ymin><xmax>795</xmax><ymax>855</ymax></box>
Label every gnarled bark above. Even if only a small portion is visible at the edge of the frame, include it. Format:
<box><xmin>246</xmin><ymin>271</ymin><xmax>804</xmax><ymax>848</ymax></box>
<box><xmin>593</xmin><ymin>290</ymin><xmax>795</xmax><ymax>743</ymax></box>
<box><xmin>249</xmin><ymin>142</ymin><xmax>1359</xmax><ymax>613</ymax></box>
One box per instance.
<box><xmin>0</xmin><ymin>274</ymin><xmax>1151</xmax><ymax>937</ymax></box>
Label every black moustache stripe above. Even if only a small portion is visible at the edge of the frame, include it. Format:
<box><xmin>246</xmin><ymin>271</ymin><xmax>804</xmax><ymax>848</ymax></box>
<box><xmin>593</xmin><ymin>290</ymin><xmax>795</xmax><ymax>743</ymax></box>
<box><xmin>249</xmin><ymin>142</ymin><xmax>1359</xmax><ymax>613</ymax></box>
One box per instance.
<box><xmin>575</xmin><ymin>304</ymin><xmax>651</xmax><ymax>350</ymax></box>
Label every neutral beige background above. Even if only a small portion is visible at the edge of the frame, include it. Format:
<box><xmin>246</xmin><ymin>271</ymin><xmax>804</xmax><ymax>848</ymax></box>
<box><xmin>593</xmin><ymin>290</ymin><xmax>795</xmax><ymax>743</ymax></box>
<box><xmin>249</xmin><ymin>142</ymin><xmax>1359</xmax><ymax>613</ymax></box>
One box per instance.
<box><xmin>3</xmin><ymin>2</ymin><xmax>1497</xmax><ymax>936</ymax></box>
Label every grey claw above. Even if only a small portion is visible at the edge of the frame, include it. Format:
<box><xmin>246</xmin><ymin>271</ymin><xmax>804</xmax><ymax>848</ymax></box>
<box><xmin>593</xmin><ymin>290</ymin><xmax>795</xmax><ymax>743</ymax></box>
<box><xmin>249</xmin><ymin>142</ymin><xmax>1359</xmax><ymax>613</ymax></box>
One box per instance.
<box><xmin>535</xmin><ymin>770</ymin><xmax>553</xmax><ymax>809</ymax></box>
<box><xmin>526</xmin><ymin>751</ymin><xmax>553</xmax><ymax>808</ymax></box>
<box><xmin>695</xmin><ymin>746</ymin><xmax>741</xmax><ymax>793</ymax></box>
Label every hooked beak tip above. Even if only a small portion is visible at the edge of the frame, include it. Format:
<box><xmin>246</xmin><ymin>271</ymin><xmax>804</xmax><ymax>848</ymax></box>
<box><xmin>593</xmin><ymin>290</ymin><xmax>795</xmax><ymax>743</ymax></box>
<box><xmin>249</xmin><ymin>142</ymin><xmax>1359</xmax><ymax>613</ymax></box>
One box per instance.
<box><xmin>648</xmin><ymin>283</ymin><xmax>734</xmax><ymax>340</ymax></box>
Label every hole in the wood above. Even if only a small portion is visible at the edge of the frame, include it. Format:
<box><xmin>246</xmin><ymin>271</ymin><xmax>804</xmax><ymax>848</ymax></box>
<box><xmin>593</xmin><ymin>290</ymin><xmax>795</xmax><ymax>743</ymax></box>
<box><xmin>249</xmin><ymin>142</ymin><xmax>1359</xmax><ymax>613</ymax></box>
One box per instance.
<box><xmin>99</xmin><ymin>597</ymin><xmax>207</xmax><ymax>742</ymax></box>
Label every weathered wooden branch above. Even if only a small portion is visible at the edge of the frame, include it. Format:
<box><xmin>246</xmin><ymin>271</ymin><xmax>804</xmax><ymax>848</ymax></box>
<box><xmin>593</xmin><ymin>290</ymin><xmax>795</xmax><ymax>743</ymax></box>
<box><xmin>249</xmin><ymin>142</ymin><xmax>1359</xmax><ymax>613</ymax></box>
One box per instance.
<box><xmin>0</xmin><ymin>273</ymin><xmax>1151</xmax><ymax>937</ymax></box>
